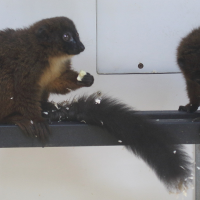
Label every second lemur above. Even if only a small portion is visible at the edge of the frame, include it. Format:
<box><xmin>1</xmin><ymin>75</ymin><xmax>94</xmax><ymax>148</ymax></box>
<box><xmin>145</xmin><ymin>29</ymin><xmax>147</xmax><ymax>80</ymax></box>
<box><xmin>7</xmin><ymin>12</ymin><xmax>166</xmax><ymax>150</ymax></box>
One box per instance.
<box><xmin>0</xmin><ymin>17</ymin><xmax>192</xmax><ymax>193</ymax></box>
<box><xmin>177</xmin><ymin>27</ymin><xmax>200</xmax><ymax>112</ymax></box>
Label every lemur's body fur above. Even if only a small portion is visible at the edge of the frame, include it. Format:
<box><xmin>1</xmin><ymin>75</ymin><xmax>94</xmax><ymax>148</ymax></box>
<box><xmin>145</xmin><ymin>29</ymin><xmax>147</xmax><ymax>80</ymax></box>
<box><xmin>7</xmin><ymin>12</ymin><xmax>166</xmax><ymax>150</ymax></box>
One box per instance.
<box><xmin>0</xmin><ymin>17</ymin><xmax>192</xmax><ymax>192</ymax></box>
<box><xmin>177</xmin><ymin>27</ymin><xmax>200</xmax><ymax>112</ymax></box>
<box><xmin>0</xmin><ymin>17</ymin><xmax>94</xmax><ymax>139</ymax></box>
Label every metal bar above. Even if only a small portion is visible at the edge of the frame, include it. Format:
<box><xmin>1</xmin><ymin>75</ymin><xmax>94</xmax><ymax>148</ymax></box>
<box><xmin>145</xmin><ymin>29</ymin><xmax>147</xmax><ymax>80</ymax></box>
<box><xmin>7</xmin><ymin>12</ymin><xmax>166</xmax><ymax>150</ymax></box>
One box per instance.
<box><xmin>135</xmin><ymin>110</ymin><xmax>200</xmax><ymax>119</ymax></box>
<box><xmin>0</xmin><ymin>110</ymin><xmax>200</xmax><ymax>148</ymax></box>
<box><xmin>195</xmin><ymin>145</ymin><xmax>200</xmax><ymax>200</ymax></box>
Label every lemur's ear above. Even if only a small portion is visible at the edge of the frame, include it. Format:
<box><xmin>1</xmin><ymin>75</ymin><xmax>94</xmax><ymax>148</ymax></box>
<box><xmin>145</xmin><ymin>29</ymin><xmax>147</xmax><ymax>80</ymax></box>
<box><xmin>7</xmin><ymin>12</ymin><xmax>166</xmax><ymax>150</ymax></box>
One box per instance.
<box><xmin>35</xmin><ymin>25</ymin><xmax>49</xmax><ymax>40</ymax></box>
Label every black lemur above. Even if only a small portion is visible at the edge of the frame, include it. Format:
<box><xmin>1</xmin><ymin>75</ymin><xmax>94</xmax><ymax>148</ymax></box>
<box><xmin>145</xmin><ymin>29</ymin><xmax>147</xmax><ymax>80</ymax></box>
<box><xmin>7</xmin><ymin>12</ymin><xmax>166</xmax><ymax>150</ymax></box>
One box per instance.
<box><xmin>0</xmin><ymin>17</ymin><xmax>192</xmax><ymax>192</ymax></box>
<box><xmin>177</xmin><ymin>27</ymin><xmax>200</xmax><ymax>112</ymax></box>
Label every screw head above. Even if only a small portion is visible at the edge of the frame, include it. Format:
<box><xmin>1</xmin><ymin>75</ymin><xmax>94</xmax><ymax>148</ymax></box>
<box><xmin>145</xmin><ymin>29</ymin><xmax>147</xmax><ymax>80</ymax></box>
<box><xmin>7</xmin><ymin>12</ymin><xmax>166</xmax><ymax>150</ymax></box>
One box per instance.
<box><xmin>138</xmin><ymin>63</ymin><xmax>144</xmax><ymax>69</ymax></box>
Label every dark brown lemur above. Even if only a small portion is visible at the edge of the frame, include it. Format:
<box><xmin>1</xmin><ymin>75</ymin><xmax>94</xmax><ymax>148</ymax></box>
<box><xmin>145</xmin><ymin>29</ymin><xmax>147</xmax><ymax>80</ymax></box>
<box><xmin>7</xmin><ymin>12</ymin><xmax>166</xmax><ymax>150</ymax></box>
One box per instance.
<box><xmin>0</xmin><ymin>17</ymin><xmax>94</xmax><ymax>140</ymax></box>
<box><xmin>177</xmin><ymin>27</ymin><xmax>200</xmax><ymax>113</ymax></box>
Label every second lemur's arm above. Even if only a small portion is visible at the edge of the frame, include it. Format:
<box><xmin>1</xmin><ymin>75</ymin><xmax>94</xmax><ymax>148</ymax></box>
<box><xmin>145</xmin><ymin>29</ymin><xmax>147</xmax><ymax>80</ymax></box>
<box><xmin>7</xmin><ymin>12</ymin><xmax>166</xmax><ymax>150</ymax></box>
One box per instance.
<box><xmin>177</xmin><ymin>27</ymin><xmax>200</xmax><ymax>113</ymax></box>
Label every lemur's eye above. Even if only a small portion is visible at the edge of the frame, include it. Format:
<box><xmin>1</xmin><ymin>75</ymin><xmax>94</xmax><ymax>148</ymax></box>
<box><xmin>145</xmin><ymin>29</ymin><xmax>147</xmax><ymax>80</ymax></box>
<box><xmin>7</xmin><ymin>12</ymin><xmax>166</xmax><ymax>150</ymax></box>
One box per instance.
<box><xmin>63</xmin><ymin>33</ymin><xmax>71</xmax><ymax>42</ymax></box>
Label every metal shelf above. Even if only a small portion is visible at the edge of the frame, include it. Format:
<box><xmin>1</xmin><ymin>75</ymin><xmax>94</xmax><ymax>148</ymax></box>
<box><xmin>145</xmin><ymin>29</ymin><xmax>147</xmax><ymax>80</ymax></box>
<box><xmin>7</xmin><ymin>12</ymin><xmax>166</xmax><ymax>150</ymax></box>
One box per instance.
<box><xmin>0</xmin><ymin>110</ymin><xmax>199</xmax><ymax>148</ymax></box>
<box><xmin>0</xmin><ymin>110</ymin><xmax>200</xmax><ymax>199</ymax></box>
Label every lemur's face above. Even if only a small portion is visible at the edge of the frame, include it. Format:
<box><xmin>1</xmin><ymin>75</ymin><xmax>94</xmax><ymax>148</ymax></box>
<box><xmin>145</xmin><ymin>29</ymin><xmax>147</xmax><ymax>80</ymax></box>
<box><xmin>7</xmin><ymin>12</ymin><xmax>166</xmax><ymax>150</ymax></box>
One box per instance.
<box><xmin>61</xmin><ymin>30</ymin><xmax>85</xmax><ymax>55</ymax></box>
<box><xmin>35</xmin><ymin>17</ymin><xmax>85</xmax><ymax>55</ymax></box>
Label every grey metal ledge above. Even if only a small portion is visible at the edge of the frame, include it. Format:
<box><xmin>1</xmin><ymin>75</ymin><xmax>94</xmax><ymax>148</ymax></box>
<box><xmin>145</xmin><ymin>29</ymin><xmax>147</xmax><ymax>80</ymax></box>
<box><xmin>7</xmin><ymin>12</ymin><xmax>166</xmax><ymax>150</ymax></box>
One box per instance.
<box><xmin>0</xmin><ymin>110</ymin><xmax>200</xmax><ymax>148</ymax></box>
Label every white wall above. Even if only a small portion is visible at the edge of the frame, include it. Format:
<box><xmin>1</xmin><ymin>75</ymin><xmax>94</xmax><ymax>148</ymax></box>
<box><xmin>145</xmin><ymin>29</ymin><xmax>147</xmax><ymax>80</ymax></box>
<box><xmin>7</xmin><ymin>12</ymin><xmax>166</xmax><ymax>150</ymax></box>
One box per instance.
<box><xmin>97</xmin><ymin>0</ymin><xmax>200</xmax><ymax>74</ymax></box>
<box><xmin>0</xmin><ymin>0</ymin><xmax>195</xmax><ymax>200</ymax></box>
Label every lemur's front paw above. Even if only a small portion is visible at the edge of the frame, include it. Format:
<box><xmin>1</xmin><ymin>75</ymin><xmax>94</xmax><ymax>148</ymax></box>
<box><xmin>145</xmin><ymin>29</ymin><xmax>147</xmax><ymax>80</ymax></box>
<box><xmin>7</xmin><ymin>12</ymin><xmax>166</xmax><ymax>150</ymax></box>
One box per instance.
<box><xmin>178</xmin><ymin>103</ymin><xmax>199</xmax><ymax>113</ymax></box>
<box><xmin>77</xmin><ymin>72</ymin><xmax>94</xmax><ymax>87</ymax></box>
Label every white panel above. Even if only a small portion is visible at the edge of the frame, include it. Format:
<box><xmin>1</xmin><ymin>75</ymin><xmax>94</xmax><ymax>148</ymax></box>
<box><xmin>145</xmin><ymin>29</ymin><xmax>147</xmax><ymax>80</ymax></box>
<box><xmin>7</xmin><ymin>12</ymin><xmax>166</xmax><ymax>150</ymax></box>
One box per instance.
<box><xmin>0</xmin><ymin>1</ymin><xmax>194</xmax><ymax>200</ymax></box>
<box><xmin>97</xmin><ymin>0</ymin><xmax>200</xmax><ymax>74</ymax></box>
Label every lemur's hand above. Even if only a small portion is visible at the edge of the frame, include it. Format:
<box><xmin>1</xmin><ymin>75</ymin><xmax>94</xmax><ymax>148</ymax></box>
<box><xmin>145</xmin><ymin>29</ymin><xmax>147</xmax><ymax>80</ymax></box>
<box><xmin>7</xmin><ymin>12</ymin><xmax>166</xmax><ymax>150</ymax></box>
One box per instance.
<box><xmin>77</xmin><ymin>71</ymin><xmax>94</xmax><ymax>87</ymax></box>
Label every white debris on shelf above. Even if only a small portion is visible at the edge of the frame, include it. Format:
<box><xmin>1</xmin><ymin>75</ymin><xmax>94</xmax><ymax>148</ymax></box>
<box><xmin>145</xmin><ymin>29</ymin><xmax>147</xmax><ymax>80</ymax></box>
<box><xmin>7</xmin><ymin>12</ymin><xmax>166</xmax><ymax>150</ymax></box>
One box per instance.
<box><xmin>81</xmin><ymin>120</ymin><xmax>86</xmax><ymax>123</ymax></box>
<box><xmin>66</xmin><ymin>88</ymin><xmax>72</xmax><ymax>91</ymax></box>
<box><xmin>97</xmin><ymin>91</ymin><xmax>102</xmax><ymax>96</ymax></box>
<box><xmin>182</xmin><ymin>189</ymin><xmax>187</xmax><ymax>197</ymax></box>
<box><xmin>73</xmin><ymin>98</ymin><xmax>78</xmax><ymax>103</ymax></box>
<box><xmin>118</xmin><ymin>140</ymin><xmax>122</xmax><ymax>143</ymax></box>
<box><xmin>66</xmin><ymin>107</ymin><xmax>69</xmax><ymax>110</ymax></box>
<box><xmin>52</xmin><ymin>110</ymin><xmax>56</xmax><ymax>112</ymax></box>
<box><xmin>173</xmin><ymin>150</ymin><xmax>176</xmax><ymax>154</ymax></box>
<box><xmin>188</xmin><ymin>177</ymin><xmax>193</xmax><ymax>180</ymax></box>
<box><xmin>10</xmin><ymin>97</ymin><xmax>13</xmax><ymax>99</ymax></box>
<box><xmin>58</xmin><ymin>116</ymin><xmax>62</xmax><ymax>122</ymax></box>
<box><xmin>100</xmin><ymin>121</ymin><xmax>103</xmax><ymax>125</ymax></box>
<box><xmin>30</xmin><ymin>120</ymin><xmax>33</xmax><ymax>124</ymax></box>
<box><xmin>95</xmin><ymin>98</ymin><xmax>101</xmax><ymax>104</ymax></box>
<box><xmin>61</xmin><ymin>101</ymin><xmax>69</xmax><ymax>107</ymax></box>
<box><xmin>35</xmin><ymin>135</ymin><xmax>38</xmax><ymax>138</ymax></box>
<box><xmin>53</xmin><ymin>102</ymin><xmax>59</xmax><ymax>109</ymax></box>
<box><xmin>43</xmin><ymin>112</ymin><xmax>48</xmax><ymax>115</ymax></box>
<box><xmin>197</xmin><ymin>166</ymin><xmax>200</xmax><ymax>170</ymax></box>
<box><xmin>180</xmin><ymin>166</ymin><xmax>185</xmax><ymax>170</ymax></box>
<box><xmin>77</xmin><ymin>70</ymin><xmax>86</xmax><ymax>81</ymax></box>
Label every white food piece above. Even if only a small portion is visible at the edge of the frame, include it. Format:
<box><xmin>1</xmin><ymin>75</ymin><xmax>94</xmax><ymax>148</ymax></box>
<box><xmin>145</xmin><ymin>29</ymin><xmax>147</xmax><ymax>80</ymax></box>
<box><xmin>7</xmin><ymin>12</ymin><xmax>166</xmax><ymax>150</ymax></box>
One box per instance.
<box><xmin>173</xmin><ymin>150</ymin><xmax>176</xmax><ymax>154</ymax></box>
<box><xmin>10</xmin><ymin>97</ymin><xmax>13</xmax><ymax>99</ymax></box>
<box><xmin>43</xmin><ymin>112</ymin><xmax>48</xmax><ymax>115</ymax></box>
<box><xmin>77</xmin><ymin>70</ymin><xmax>86</xmax><ymax>81</ymax></box>
<box><xmin>95</xmin><ymin>98</ymin><xmax>101</xmax><ymax>104</ymax></box>
<box><xmin>118</xmin><ymin>140</ymin><xmax>122</xmax><ymax>143</ymax></box>
<box><xmin>183</xmin><ymin>190</ymin><xmax>187</xmax><ymax>197</ymax></box>
<box><xmin>53</xmin><ymin>102</ymin><xmax>59</xmax><ymax>109</ymax></box>
<box><xmin>30</xmin><ymin>120</ymin><xmax>33</xmax><ymax>124</ymax></box>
